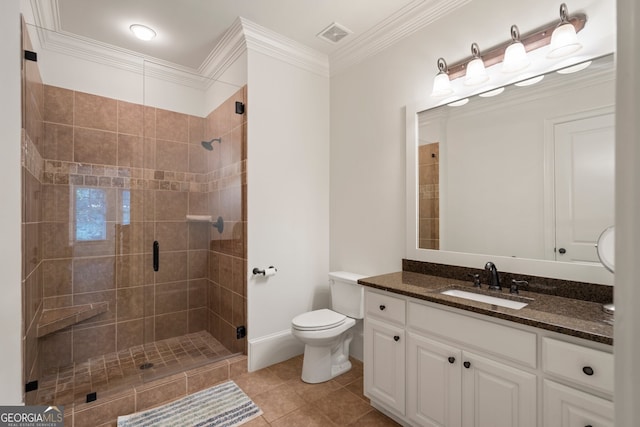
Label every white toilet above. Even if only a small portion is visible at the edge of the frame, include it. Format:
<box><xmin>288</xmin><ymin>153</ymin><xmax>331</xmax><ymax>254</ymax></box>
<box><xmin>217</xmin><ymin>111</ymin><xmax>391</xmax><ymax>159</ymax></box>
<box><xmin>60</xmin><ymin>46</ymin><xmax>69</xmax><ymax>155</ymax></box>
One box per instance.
<box><xmin>291</xmin><ymin>271</ymin><xmax>365</xmax><ymax>383</ymax></box>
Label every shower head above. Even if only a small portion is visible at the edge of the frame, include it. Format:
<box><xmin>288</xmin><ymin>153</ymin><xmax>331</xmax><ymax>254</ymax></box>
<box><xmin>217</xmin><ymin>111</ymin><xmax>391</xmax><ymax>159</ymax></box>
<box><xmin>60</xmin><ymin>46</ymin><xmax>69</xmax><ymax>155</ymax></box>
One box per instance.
<box><xmin>201</xmin><ymin>138</ymin><xmax>221</xmax><ymax>151</ymax></box>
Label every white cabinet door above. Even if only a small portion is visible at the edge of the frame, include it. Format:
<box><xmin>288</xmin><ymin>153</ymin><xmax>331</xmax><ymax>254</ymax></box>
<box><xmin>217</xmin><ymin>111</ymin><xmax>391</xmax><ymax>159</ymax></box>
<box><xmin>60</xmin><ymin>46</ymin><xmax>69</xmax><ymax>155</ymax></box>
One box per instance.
<box><xmin>462</xmin><ymin>351</ymin><xmax>537</xmax><ymax>427</ymax></box>
<box><xmin>407</xmin><ymin>332</ymin><xmax>462</xmax><ymax>427</ymax></box>
<box><xmin>543</xmin><ymin>380</ymin><xmax>614</xmax><ymax>427</ymax></box>
<box><xmin>364</xmin><ymin>317</ymin><xmax>405</xmax><ymax>414</ymax></box>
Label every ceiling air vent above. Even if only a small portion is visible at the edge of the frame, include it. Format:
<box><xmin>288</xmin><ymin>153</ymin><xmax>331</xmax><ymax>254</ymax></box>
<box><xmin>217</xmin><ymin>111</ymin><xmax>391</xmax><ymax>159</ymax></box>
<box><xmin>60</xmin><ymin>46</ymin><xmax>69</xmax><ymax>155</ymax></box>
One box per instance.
<box><xmin>317</xmin><ymin>22</ymin><xmax>352</xmax><ymax>44</ymax></box>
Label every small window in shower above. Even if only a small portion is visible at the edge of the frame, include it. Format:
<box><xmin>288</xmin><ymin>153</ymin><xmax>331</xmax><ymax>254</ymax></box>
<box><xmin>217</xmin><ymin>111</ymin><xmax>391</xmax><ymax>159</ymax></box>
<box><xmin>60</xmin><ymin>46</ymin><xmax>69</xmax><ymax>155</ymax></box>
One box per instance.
<box><xmin>75</xmin><ymin>187</ymin><xmax>107</xmax><ymax>241</ymax></box>
<box><xmin>122</xmin><ymin>190</ymin><xmax>130</xmax><ymax>225</ymax></box>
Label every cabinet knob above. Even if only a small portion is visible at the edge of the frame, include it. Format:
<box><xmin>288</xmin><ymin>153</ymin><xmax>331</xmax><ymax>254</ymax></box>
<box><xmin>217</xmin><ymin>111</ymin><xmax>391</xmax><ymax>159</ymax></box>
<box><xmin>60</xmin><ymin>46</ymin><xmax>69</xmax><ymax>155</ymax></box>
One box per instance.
<box><xmin>379</xmin><ymin>304</ymin><xmax>386</xmax><ymax>311</ymax></box>
<box><xmin>393</xmin><ymin>335</ymin><xmax>400</xmax><ymax>342</ymax></box>
<box><xmin>448</xmin><ymin>357</ymin><xmax>455</xmax><ymax>364</ymax></box>
<box><xmin>463</xmin><ymin>361</ymin><xmax>471</xmax><ymax>369</ymax></box>
<box><xmin>585</xmin><ymin>425</ymin><xmax>593</xmax><ymax>427</ymax></box>
<box><xmin>582</xmin><ymin>366</ymin><xmax>594</xmax><ymax>376</ymax></box>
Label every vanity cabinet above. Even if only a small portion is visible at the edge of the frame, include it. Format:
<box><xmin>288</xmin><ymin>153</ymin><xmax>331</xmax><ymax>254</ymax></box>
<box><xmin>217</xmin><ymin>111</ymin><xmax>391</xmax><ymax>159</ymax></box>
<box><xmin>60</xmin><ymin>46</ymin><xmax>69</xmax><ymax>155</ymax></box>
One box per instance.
<box><xmin>363</xmin><ymin>288</ymin><xmax>613</xmax><ymax>427</ymax></box>
<box><xmin>406</xmin><ymin>301</ymin><xmax>536</xmax><ymax>427</ymax></box>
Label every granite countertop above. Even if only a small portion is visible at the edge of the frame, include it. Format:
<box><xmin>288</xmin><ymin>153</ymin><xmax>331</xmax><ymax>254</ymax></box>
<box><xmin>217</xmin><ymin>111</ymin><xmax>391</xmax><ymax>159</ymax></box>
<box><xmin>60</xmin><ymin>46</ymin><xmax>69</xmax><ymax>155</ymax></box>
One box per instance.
<box><xmin>359</xmin><ymin>271</ymin><xmax>613</xmax><ymax>345</ymax></box>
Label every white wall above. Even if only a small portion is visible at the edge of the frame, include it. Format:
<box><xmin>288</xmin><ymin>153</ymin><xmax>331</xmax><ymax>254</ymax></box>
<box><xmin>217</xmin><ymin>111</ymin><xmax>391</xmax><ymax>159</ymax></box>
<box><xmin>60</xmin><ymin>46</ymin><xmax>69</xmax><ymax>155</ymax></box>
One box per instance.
<box><xmin>246</xmin><ymin>49</ymin><xmax>330</xmax><ymax>370</ymax></box>
<box><xmin>330</xmin><ymin>0</ymin><xmax>615</xmax><ymax>276</ymax></box>
<box><xmin>0</xmin><ymin>0</ymin><xmax>26</xmax><ymax>405</ymax></box>
<box><xmin>614</xmin><ymin>0</ymin><xmax>640</xmax><ymax>424</ymax></box>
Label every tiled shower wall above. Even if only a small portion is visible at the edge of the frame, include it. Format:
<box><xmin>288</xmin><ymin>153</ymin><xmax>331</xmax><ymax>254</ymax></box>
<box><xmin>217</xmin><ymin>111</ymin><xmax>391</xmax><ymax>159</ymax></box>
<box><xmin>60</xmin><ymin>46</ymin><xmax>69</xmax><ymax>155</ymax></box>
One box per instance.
<box><xmin>30</xmin><ymin>82</ymin><xmax>247</xmax><ymax>375</ymax></box>
<box><xmin>418</xmin><ymin>143</ymin><xmax>439</xmax><ymax>250</ymax></box>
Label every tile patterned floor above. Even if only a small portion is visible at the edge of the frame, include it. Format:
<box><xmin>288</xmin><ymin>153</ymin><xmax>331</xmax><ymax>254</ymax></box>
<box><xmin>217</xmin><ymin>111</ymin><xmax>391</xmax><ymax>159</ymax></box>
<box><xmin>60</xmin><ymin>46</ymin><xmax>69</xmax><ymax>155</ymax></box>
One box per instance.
<box><xmin>35</xmin><ymin>331</ymin><xmax>234</xmax><ymax>406</ymax></box>
<box><xmin>235</xmin><ymin>356</ymin><xmax>401</xmax><ymax>427</ymax></box>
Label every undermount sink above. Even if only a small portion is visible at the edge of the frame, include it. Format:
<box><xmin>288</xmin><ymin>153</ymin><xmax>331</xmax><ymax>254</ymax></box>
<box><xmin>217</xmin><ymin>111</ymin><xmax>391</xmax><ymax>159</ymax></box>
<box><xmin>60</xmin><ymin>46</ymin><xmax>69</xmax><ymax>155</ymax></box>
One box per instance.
<box><xmin>440</xmin><ymin>289</ymin><xmax>529</xmax><ymax>310</ymax></box>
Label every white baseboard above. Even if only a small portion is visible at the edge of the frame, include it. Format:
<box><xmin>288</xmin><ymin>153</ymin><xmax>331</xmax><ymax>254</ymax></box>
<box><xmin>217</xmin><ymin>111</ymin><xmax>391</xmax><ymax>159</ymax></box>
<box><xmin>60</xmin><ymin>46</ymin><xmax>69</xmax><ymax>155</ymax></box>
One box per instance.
<box><xmin>248</xmin><ymin>329</ymin><xmax>304</xmax><ymax>372</ymax></box>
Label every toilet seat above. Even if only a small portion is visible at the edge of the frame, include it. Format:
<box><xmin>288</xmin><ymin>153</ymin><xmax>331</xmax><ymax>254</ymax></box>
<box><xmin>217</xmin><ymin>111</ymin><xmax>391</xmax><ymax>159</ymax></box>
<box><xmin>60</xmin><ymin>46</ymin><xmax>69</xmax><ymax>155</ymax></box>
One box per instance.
<box><xmin>292</xmin><ymin>309</ymin><xmax>346</xmax><ymax>331</ymax></box>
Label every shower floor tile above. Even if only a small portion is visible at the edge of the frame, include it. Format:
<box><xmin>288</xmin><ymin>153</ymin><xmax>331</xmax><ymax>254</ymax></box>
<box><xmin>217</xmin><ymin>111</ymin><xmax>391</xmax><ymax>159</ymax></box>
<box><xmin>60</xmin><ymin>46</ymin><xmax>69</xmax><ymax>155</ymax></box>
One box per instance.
<box><xmin>34</xmin><ymin>331</ymin><xmax>234</xmax><ymax>406</ymax></box>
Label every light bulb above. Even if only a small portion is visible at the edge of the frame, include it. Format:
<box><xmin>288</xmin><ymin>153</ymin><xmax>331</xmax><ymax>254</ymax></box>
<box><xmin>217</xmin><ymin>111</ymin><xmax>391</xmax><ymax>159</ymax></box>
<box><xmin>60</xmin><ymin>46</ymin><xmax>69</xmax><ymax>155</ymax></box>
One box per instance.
<box><xmin>464</xmin><ymin>43</ymin><xmax>489</xmax><ymax>86</ymax></box>
<box><xmin>502</xmin><ymin>25</ymin><xmax>530</xmax><ymax>73</ymax></box>
<box><xmin>431</xmin><ymin>73</ymin><xmax>453</xmax><ymax>97</ymax></box>
<box><xmin>430</xmin><ymin>58</ymin><xmax>454</xmax><ymax>98</ymax></box>
<box><xmin>547</xmin><ymin>4</ymin><xmax>582</xmax><ymax>58</ymax></box>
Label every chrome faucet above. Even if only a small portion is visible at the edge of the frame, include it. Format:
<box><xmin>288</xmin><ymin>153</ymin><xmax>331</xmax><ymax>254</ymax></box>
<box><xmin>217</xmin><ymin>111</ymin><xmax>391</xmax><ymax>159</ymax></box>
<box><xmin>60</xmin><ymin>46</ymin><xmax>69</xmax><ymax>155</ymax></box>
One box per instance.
<box><xmin>484</xmin><ymin>262</ymin><xmax>501</xmax><ymax>291</ymax></box>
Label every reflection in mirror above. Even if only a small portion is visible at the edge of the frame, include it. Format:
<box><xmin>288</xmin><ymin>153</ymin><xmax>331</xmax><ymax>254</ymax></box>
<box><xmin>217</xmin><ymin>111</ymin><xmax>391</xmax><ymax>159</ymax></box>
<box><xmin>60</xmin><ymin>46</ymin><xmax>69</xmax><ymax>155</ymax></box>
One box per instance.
<box><xmin>417</xmin><ymin>54</ymin><xmax>614</xmax><ymax>265</ymax></box>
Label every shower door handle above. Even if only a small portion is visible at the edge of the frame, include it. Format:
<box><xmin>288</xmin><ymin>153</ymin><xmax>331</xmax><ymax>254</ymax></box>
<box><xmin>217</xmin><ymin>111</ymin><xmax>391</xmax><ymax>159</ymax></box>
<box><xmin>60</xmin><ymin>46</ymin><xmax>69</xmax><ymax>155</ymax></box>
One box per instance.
<box><xmin>153</xmin><ymin>241</ymin><xmax>159</xmax><ymax>271</ymax></box>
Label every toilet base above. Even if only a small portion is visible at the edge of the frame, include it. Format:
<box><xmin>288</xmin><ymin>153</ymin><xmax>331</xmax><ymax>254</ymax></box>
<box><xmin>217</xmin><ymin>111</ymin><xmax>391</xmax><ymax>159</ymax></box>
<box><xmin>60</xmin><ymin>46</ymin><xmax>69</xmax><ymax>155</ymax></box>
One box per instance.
<box><xmin>301</xmin><ymin>331</ymin><xmax>353</xmax><ymax>384</ymax></box>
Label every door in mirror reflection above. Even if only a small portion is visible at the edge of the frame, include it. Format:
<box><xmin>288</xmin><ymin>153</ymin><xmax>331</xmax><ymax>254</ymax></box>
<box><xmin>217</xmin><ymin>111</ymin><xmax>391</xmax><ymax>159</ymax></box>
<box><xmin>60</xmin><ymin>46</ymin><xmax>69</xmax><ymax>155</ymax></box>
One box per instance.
<box><xmin>554</xmin><ymin>112</ymin><xmax>614</xmax><ymax>263</ymax></box>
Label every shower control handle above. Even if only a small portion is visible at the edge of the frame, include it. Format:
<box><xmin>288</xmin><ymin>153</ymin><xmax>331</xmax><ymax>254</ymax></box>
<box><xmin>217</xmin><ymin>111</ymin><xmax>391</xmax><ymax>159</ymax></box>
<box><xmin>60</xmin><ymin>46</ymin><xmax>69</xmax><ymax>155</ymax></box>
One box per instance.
<box><xmin>153</xmin><ymin>241</ymin><xmax>159</xmax><ymax>272</ymax></box>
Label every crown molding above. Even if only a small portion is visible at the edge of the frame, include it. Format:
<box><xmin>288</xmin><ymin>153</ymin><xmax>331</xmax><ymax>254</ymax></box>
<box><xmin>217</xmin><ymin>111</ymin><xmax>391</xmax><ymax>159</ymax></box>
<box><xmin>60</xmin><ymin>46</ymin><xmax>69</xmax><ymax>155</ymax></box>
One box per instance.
<box><xmin>26</xmin><ymin>1</ymin><xmax>328</xmax><ymax>87</ymax></box>
<box><xmin>330</xmin><ymin>0</ymin><xmax>471</xmax><ymax>76</ymax></box>
<box><xmin>240</xmin><ymin>18</ymin><xmax>329</xmax><ymax>78</ymax></box>
<box><xmin>198</xmin><ymin>17</ymin><xmax>247</xmax><ymax>85</ymax></box>
<box><xmin>27</xmin><ymin>0</ymin><xmax>466</xmax><ymax>83</ymax></box>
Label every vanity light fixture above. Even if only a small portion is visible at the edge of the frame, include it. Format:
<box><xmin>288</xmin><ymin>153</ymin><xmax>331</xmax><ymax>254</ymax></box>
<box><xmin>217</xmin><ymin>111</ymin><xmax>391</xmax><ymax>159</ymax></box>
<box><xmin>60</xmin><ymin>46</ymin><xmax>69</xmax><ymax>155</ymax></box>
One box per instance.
<box><xmin>438</xmin><ymin>4</ymin><xmax>586</xmax><ymax>82</ymax></box>
<box><xmin>130</xmin><ymin>24</ymin><xmax>156</xmax><ymax>41</ymax></box>
<box><xmin>547</xmin><ymin>3</ymin><xmax>582</xmax><ymax>58</ymax></box>
<box><xmin>464</xmin><ymin>43</ymin><xmax>489</xmax><ymax>86</ymax></box>
<box><xmin>430</xmin><ymin>58</ymin><xmax>454</xmax><ymax>97</ymax></box>
<box><xmin>502</xmin><ymin>25</ymin><xmax>530</xmax><ymax>73</ymax></box>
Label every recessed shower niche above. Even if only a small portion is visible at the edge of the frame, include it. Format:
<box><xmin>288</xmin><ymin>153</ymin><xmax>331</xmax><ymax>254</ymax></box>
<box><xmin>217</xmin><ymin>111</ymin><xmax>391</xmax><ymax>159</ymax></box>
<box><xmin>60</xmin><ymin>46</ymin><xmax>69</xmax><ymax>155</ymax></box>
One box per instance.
<box><xmin>21</xmin><ymin>22</ymin><xmax>248</xmax><ymax>408</ymax></box>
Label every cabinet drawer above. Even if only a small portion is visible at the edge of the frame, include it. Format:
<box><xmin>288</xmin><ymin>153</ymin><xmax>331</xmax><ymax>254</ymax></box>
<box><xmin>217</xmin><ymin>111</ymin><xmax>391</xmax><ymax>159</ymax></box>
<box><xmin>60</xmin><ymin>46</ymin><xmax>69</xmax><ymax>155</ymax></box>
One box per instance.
<box><xmin>366</xmin><ymin>290</ymin><xmax>406</xmax><ymax>325</ymax></box>
<box><xmin>409</xmin><ymin>302</ymin><xmax>537</xmax><ymax>368</ymax></box>
<box><xmin>542</xmin><ymin>337</ymin><xmax>613</xmax><ymax>395</ymax></box>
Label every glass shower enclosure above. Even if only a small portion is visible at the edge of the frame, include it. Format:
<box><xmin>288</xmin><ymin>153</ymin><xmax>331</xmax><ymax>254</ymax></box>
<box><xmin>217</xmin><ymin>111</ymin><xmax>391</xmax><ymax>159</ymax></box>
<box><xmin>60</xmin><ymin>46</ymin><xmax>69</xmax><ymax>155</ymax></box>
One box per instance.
<box><xmin>21</xmin><ymin>22</ymin><xmax>248</xmax><ymax>407</ymax></box>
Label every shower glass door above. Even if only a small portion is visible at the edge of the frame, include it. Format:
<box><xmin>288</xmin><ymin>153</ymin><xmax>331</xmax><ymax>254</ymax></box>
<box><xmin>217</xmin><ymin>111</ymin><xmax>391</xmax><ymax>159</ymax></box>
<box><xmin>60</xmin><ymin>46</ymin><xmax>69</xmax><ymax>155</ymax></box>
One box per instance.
<box><xmin>23</xmin><ymin>22</ymin><xmax>148</xmax><ymax>404</ymax></box>
<box><xmin>140</xmin><ymin>59</ymin><xmax>246</xmax><ymax>382</ymax></box>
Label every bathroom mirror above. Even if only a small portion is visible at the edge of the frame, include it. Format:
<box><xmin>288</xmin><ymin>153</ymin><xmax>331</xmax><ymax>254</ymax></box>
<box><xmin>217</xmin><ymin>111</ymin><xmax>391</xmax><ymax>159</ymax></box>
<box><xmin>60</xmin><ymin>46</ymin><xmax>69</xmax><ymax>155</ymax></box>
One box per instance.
<box><xmin>406</xmin><ymin>54</ymin><xmax>615</xmax><ymax>285</ymax></box>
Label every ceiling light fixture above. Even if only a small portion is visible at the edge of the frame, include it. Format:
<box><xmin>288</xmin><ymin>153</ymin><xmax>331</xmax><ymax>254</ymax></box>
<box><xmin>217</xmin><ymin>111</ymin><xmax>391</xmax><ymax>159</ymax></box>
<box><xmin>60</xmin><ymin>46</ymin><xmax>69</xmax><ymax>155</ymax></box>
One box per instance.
<box><xmin>464</xmin><ymin>43</ymin><xmax>489</xmax><ymax>86</ymax></box>
<box><xmin>502</xmin><ymin>25</ymin><xmax>530</xmax><ymax>73</ymax></box>
<box><xmin>130</xmin><ymin>24</ymin><xmax>156</xmax><ymax>41</ymax></box>
<box><xmin>430</xmin><ymin>58</ymin><xmax>454</xmax><ymax>97</ymax></box>
<box><xmin>547</xmin><ymin>3</ymin><xmax>582</xmax><ymax>58</ymax></box>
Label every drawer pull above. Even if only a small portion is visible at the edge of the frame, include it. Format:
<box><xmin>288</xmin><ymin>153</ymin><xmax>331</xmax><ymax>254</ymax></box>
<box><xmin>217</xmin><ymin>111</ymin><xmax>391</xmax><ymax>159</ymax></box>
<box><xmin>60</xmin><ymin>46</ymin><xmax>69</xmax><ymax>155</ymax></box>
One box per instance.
<box><xmin>582</xmin><ymin>366</ymin><xmax>594</xmax><ymax>376</ymax></box>
<box><xmin>393</xmin><ymin>335</ymin><xmax>400</xmax><ymax>342</ymax></box>
<box><xmin>463</xmin><ymin>361</ymin><xmax>471</xmax><ymax>369</ymax></box>
<box><xmin>379</xmin><ymin>304</ymin><xmax>386</xmax><ymax>311</ymax></box>
<box><xmin>448</xmin><ymin>357</ymin><xmax>455</xmax><ymax>364</ymax></box>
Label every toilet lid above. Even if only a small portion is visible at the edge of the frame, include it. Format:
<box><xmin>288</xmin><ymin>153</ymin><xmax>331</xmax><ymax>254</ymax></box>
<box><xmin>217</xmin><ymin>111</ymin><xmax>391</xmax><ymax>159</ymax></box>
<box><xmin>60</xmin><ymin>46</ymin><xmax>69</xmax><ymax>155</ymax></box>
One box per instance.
<box><xmin>292</xmin><ymin>309</ymin><xmax>346</xmax><ymax>331</ymax></box>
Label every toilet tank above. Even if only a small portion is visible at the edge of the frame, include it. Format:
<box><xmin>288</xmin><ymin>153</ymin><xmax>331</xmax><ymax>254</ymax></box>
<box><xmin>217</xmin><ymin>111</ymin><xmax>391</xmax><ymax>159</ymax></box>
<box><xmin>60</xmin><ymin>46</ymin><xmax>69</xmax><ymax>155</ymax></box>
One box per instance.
<box><xmin>329</xmin><ymin>271</ymin><xmax>366</xmax><ymax>319</ymax></box>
